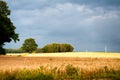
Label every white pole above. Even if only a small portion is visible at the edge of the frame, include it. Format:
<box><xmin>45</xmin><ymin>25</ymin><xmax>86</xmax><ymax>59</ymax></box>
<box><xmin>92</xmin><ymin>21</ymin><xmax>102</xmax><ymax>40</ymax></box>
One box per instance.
<box><xmin>105</xmin><ymin>45</ymin><xmax>107</xmax><ymax>53</ymax></box>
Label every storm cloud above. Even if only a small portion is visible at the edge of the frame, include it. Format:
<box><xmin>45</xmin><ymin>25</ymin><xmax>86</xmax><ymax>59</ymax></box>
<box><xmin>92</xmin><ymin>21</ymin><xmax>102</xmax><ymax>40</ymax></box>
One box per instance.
<box><xmin>4</xmin><ymin>0</ymin><xmax>120</xmax><ymax>52</ymax></box>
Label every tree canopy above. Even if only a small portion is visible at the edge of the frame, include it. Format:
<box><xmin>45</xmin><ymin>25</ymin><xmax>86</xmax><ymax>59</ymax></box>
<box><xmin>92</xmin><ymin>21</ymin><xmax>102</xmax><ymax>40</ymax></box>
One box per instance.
<box><xmin>42</xmin><ymin>43</ymin><xmax>74</xmax><ymax>53</ymax></box>
<box><xmin>0</xmin><ymin>0</ymin><xmax>19</xmax><ymax>54</ymax></box>
<box><xmin>21</xmin><ymin>38</ymin><xmax>38</xmax><ymax>53</ymax></box>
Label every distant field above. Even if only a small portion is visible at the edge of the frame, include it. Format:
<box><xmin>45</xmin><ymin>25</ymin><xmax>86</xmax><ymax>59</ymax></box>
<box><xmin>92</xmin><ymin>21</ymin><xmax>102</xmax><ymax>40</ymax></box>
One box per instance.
<box><xmin>7</xmin><ymin>52</ymin><xmax>120</xmax><ymax>58</ymax></box>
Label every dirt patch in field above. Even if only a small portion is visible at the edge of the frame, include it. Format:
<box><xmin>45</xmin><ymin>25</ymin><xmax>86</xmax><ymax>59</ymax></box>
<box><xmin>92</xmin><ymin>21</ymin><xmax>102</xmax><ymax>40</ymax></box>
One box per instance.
<box><xmin>0</xmin><ymin>56</ymin><xmax>120</xmax><ymax>71</ymax></box>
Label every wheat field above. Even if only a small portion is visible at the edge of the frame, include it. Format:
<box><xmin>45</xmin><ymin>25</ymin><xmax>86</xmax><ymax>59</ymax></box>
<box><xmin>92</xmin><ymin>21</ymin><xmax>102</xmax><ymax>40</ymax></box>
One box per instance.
<box><xmin>1</xmin><ymin>52</ymin><xmax>120</xmax><ymax>71</ymax></box>
<box><xmin>0</xmin><ymin>52</ymin><xmax>120</xmax><ymax>79</ymax></box>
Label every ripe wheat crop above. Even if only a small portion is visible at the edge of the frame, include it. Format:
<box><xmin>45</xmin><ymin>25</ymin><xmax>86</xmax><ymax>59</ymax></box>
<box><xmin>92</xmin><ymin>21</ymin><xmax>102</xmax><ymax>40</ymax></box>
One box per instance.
<box><xmin>0</xmin><ymin>52</ymin><xmax>120</xmax><ymax>80</ymax></box>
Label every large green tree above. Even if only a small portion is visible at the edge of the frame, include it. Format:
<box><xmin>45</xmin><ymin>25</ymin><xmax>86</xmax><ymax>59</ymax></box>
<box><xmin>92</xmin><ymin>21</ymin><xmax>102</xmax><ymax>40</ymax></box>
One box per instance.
<box><xmin>21</xmin><ymin>38</ymin><xmax>38</xmax><ymax>53</ymax></box>
<box><xmin>0</xmin><ymin>0</ymin><xmax>19</xmax><ymax>54</ymax></box>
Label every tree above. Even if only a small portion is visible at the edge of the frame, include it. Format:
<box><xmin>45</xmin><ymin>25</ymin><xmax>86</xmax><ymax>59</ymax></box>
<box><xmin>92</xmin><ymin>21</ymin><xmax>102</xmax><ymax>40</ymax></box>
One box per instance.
<box><xmin>21</xmin><ymin>38</ymin><xmax>38</xmax><ymax>53</ymax></box>
<box><xmin>42</xmin><ymin>43</ymin><xmax>60</xmax><ymax>53</ymax></box>
<box><xmin>0</xmin><ymin>0</ymin><xmax>19</xmax><ymax>54</ymax></box>
<box><xmin>42</xmin><ymin>43</ymin><xmax>74</xmax><ymax>53</ymax></box>
<box><xmin>60</xmin><ymin>44</ymin><xmax>74</xmax><ymax>52</ymax></box>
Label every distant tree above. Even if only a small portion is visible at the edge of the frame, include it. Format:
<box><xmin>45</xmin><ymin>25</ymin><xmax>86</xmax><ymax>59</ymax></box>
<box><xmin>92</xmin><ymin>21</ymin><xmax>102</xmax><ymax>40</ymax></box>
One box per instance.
<box><xmin>36</xmin><ymin>48</ymin><xmax>43</xmax><ymax>53</ymax></box>
<box><xmin>42</xmin><ymin>44</ymin><xmax>52</xmax><ymax>53</ymax></box>
<box><xmin>21</xmin><ymin>38</ymin><xmax>38</xmax><ymax>53</ymax></box>
<box><xmin>0</xmin><ymin>0</ymin><xmax>19</xmax><ymax>54</ymax></box>
<box><xmin>60</xmin><ymin>44</ymin><xmax>74</xmax><ymax>52</ymax></box>
<box><xmin>42</xmin><ymin>43</ymin><xmax>60</xmax><ymax>53</ymax></box>
<box><xmin>42</xmin><ymin>43</ymin><xmax>74</xmax><ymax>53</ymax></box>
<box><xmin>5</xmin><ymin>48</ymin><xmax>24</xmax><ymax>53</ymax></box>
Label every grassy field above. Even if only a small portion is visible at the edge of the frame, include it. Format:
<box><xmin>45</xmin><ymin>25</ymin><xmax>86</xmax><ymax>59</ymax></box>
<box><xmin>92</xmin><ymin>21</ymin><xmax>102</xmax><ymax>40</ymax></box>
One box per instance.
<box><xmin>0</xmin><ymin>52</ymin><xmax>120</xmax><ymax>80</ymax></box>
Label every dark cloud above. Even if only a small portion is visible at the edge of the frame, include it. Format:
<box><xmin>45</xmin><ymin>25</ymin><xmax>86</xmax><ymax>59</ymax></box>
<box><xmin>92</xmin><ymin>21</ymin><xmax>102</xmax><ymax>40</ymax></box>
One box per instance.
<box><xmin>6</xmin><ymin>0</ymin><xmax>120</xmax><ymax>10</ymax></box>
<box><xmin>70</xmin><ymin>0</ymin><xmax>120</xmax><ymax>6</ymax></box>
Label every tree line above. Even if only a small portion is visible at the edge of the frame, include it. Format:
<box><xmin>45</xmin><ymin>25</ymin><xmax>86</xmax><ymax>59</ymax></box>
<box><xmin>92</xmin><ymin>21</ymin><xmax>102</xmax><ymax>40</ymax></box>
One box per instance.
<box><xmin>7</xmin><ymin>38</ymin><xmax>74</xmax><ymax>53</ymax></box>
<box><xmin>42</xmin><ymin>43</ymin><xmax>74</xmax><ymax>53</ymax></box>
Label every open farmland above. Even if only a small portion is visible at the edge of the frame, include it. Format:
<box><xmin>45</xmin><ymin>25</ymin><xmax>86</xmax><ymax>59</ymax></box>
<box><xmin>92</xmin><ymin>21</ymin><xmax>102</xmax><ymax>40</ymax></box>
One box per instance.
<box><xmin>1</xmin><ymin>52</ymin><xmax>120</xmax><ymax>71</ymax></box>
<box><xmin>0</xmin><ymin>52</ymin><xmax>120</xmax><ymax>80</ymax></box>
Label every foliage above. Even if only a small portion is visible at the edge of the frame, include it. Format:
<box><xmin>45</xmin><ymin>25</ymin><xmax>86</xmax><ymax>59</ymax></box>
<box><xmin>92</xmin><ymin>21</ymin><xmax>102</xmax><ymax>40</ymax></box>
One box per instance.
<box><xmin>0</xmin><ymin>65</ymin><xmax>120</xmax><ymax>80</ymax></box>
<box><xmin>5</xmin><ymin>48</ymin><xmax>24</xmax><ymax>53</ymax></box>
<box><xmin>65</xmin><ymin>64</ymin><xmax>79</xmax><ymax>76</ymax></box>
<box><xmin>0</xmin><ymin>0</ymin><xmax>19</xmax><ymax>54</ymax></box>
<box><xmin>42</xmin><ymin>43</ymin><xmax>74</xmax><ymax>53</ymax></box>
<box><xmin>5</xmin><ymin>48</ymin><xmax>42</xmax><ymax>53</ymax></box>
<box><xmin>36</xmin><ymin>48</ymin><xmax>43</xmax><ymax>53</ymax></box>
<box><xmin>0</xmin><ymin>46</ymin><xmax>5</xmax><ymax>55</ymax></box>
<box><xmin>0</xmin><ymin>69</ymin><xmax>54</xmax><ymax>80</ymax></box>
<box><xmin>21</xmin><ymin>38</ymin><xmax>38</xmax><ymax>53</ymax></box>
<box><xmin>60</xmin><ymin>44</ymin><xmax>74</xmax><ymax>52</ymax></box>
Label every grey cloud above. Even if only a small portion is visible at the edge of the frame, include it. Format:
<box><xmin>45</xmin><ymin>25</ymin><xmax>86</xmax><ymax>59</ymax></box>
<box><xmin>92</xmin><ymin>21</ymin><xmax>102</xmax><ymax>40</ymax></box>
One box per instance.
<box><xmin>5</xmin><ymin>0</ymin><xmax>120</xmax><ymax>10</ymax></box>
<box><xmin>69</xmin><ymin>0</ymin><xmax>120</xmax><ymax>7</ymax></box>
<box><xmin>4</xmin><ymin>0</ymin><xmax>120</xmax><ymax>52</ymax></box>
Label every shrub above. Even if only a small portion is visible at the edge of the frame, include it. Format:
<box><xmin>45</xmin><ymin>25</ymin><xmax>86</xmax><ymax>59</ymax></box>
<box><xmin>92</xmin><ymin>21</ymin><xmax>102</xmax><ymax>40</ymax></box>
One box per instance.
<box><xmin>42</xmin><ymin>43</ymin><xmax>74</xmax><ymax>53</ymax></box>
<box><xmin>60</xmin><ymin>44</ymin><xmax>74</xmax><ymax>52</ymax></box>
<box><xmin>65</xmin><ymin>64</ymin><xmax>78</xmax><ymax>76</ymax></box>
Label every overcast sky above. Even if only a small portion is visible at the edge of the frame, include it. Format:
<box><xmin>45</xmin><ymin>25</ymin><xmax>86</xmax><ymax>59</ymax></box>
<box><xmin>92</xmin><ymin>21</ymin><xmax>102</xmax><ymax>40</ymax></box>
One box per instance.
<box><xmin>4</xmin><ymin>0</ymin><xmax>120</xmax><ymax>52</ymax></box>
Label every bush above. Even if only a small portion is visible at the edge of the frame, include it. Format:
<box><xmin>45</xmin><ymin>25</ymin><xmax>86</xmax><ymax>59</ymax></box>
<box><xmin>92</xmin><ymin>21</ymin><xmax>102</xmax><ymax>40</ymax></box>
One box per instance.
<box><xmin>59</xmin><ymin>44</ymin><xmax>74</xmax><ymax>52</ymax></box>
<box><xmin>66</xmin><ymin>64</ymin><xmax>78</xmax><ymax>76</ymax></box>
<box><xmin>42</xmin><ymin>43</ymin><xmax>74</xmax><ymax>53</ymax></box>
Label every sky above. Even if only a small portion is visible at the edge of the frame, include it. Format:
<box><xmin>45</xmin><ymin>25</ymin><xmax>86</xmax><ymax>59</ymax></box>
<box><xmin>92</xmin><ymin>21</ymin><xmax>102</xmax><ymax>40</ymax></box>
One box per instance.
<box><xmin>4</xmin><ymin>0</ymin><xmax>120</xmax><ymax>52</ymax></box>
